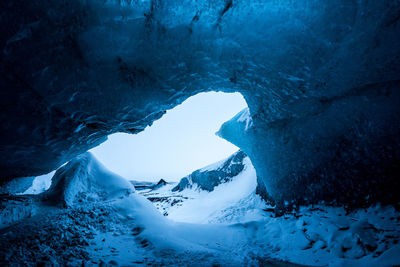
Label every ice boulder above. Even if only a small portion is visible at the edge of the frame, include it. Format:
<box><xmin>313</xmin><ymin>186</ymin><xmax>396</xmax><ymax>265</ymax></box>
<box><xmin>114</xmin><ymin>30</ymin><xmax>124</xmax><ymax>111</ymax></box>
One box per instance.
<box><xmin>172</xmin><ymin>151</ymin><xmax>248</xmax><ymax>192</ymax></box>
<box><xmin>42</xmin><ymin>152</ymin><xmax>134</xmax><ymax>207</ymax></box>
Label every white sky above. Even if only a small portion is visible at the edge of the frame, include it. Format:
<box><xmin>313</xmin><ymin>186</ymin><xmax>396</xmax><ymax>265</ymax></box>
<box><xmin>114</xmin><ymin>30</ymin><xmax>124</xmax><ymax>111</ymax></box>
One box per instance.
<box><xmin>90</xmin><ymin>92</ymin><xmax>247</xmax><ymax>182</ymax></box>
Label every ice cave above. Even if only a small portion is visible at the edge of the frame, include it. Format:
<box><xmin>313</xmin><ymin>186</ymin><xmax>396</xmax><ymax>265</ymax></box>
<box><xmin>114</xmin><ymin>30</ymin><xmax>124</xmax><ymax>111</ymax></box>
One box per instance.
<box><xmin>1</xmin><ymin>0</ymin><xmax>400</xmax><ymax>266</ymax></box>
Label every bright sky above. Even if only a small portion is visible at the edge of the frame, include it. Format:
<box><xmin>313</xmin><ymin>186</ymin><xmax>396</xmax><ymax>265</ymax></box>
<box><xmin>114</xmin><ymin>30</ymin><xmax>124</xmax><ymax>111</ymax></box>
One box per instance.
<box><xmin>90</xmin><ymin>92</ymin><xmax>247</xmax><ymax>182</ymax></box>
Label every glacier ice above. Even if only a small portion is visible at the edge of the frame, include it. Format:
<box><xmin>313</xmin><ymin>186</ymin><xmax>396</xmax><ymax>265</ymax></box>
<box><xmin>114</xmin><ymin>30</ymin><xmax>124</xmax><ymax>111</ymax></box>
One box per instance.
<box><xmin>0</xmin><ymin>0</ymin><xmax>399</xmax><ymax>207</ymax></box>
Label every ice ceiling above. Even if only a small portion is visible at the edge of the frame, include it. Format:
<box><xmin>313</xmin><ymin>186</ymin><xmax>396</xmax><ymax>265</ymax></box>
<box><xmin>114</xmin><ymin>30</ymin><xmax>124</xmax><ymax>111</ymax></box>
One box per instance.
<box><xmin>0</xmin><ymin>0</ymin><xmax>399</xmax><ymax>207</ymax></box>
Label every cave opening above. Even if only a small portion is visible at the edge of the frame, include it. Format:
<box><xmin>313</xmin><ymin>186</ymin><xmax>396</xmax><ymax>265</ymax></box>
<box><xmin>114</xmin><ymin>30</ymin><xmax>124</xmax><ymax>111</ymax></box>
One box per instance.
<box><xmin>90</xmin><ymin>91</ymin><xmax>248</xmax><ymax>183</ymax></box>
<box><xmin>1</xmin><ymin>0</ymin><xmax>399</xmax><ymax>264</ymax></box>
<box><xmin>88</xmin><ymin>91</ymin><xmax>260</xmax><ymax>224</ymax></box>
<box><xmin>22</xmin><ymin>91</ymin><xmax>261</xmax><ymax>223</ymax></box>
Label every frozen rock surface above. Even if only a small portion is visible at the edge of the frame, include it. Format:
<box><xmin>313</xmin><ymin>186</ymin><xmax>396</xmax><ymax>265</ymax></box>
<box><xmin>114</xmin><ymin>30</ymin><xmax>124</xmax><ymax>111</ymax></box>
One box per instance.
<box><xmin>1</xmin><ymin>0</ymin><xmax>400</xmax><ymax>206</ymax></box>
<box><xmin>172</xmin><ymin>150</ymin><xmax>247</xmax><ymax>192</ymax></box>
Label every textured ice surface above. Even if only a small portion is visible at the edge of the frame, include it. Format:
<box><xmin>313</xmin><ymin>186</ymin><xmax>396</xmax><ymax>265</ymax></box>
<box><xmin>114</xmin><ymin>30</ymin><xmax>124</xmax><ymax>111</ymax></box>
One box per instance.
<box><xmin>1</xmin><ymin>0</ymin><xmax>399</xmax><ymax>206</ymax></box>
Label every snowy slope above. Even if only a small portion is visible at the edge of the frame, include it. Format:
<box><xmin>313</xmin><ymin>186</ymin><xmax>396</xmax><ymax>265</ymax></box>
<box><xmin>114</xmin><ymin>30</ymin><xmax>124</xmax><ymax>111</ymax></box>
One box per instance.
<box><xmin>1</xmin><ymin>152</ymin><xmax>399</xmax><ymax>266</ymax></box>
<box><xmin>142</xmin><ymin>185</ymin><xmax>400</xmax><ymax>266</ymax></box>
<box><xmin>167</xmin><ymin>156</ymin><xmax>265</xmax><ymax>224</ymax></box>
<box><xmin>138</xmin><ymin>154</ymin><xmax>400</xmax><ymax>266</ymax></box>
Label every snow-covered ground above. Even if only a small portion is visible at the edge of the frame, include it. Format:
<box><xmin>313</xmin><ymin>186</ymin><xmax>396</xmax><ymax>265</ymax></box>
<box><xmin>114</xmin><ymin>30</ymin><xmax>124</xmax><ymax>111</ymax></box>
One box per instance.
<box><xmin>139</xmin><ymin>156</ymin><xmax>400</xmax><ymax>266</ymax></box>
<box><xmin>141</xmin><ymin>156</ymin><xmax>265</xmax><ymax>224</ymax></box>
<box><xmin>1</xmin><ymin>152</ymin><xmax>399</xmax><ymax>266</ymax></box>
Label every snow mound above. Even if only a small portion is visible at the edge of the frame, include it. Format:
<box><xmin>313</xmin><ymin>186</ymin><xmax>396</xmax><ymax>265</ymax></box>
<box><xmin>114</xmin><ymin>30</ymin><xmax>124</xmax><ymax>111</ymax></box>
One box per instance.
<box><xmin>42</xmin><ymin>152</ymin><xmax>134</xmax><ymax>207</ymax></box>
<box><xmin>150</xmin><ymin>179</ymin><xmax>168</xmax><ymax>190</ymax></box>
<box><xmin>172</xmin><ymin>150</ymin><xmax>247</xmax><ymax>192</ymax></box>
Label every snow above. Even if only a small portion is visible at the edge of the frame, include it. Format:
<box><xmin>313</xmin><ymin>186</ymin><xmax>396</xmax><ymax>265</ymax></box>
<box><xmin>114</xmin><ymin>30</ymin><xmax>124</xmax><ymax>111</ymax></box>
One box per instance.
<box><xmin>167</xmin><ymin>157</ymin><xmax>264</xmax><ymax>223</ymax></box>
<box><xmin>22</xmin><ymin>171</ymin><xmax>54</xmax><ymax>195</ymax></box>
<box><xmin>199</xmin><ymin>156</ymin><xmax>230</xmax><ymax>172</ymax></box>
<box><xmin>1</xmin><ymin>152</ymin><xmax>399</xmax><ymax>266</ymax></box>
<box><xmin>173</xmin><ymin>150</ymin><xmax>247</xmax><ymax>192</ymax></box>
<box><xmin>139</xmin><ymin>156</ymin><xmax>400</xmax><ymax>266</ymax></box>
<box><xmin>260</xmin><ymin>205</ymin><xmax>400</xmax><ymax>266</ymax></box>
<box><xmin>199</xmin><ymin>150</ymin><xmax>242</xmax><ymax>173</ymax></box>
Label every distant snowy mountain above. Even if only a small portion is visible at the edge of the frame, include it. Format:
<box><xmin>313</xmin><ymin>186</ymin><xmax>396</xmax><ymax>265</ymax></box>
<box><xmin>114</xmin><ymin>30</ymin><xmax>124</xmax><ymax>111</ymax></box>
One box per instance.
<box><xmin>42</xmin><ymin>152</ymin><xmax>134</xmax><ymax>207</ymax></box>
<box><xmin>130</xmin><ymin>180</ymin><xmax>155</xmax><ymax>190</ymax></box>
<box><xmin>172</xmin><ymin>150</ymin><xmax>248</xmax><ymax>192</ymax></box>
<box><xmin>150</xmin><ymin>179</ymin><xmax>168</xmax><ymax>190</ymax></box>
<box><xmin>130</xmin><ymin>179</ymin><xmax>168</xmax><ymax>191</ymax></box>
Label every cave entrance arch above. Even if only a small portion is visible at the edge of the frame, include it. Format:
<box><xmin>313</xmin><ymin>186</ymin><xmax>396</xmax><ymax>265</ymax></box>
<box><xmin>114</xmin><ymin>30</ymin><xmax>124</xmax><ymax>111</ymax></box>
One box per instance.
<box><xmin>23</xmin><ymin>91</ymin><xmax>260</xmax><ymax>224</ymax></box>
<box><xmin>90</xmin><ymin>91</ymin><xmax>248</xmax><ymax>182</ymax></box>
<box><xmin>87</xmin><ymin>91</ymin><xmax>260</xmax><ymax>223</ymax></box>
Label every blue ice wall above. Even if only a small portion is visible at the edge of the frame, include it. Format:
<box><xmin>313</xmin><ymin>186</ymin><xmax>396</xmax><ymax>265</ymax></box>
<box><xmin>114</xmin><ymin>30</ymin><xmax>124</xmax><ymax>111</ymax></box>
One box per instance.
<box><xmin>1</xmin><ymin>0</ymin><xmax>399</xmax><ymax>207</ymax></box>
